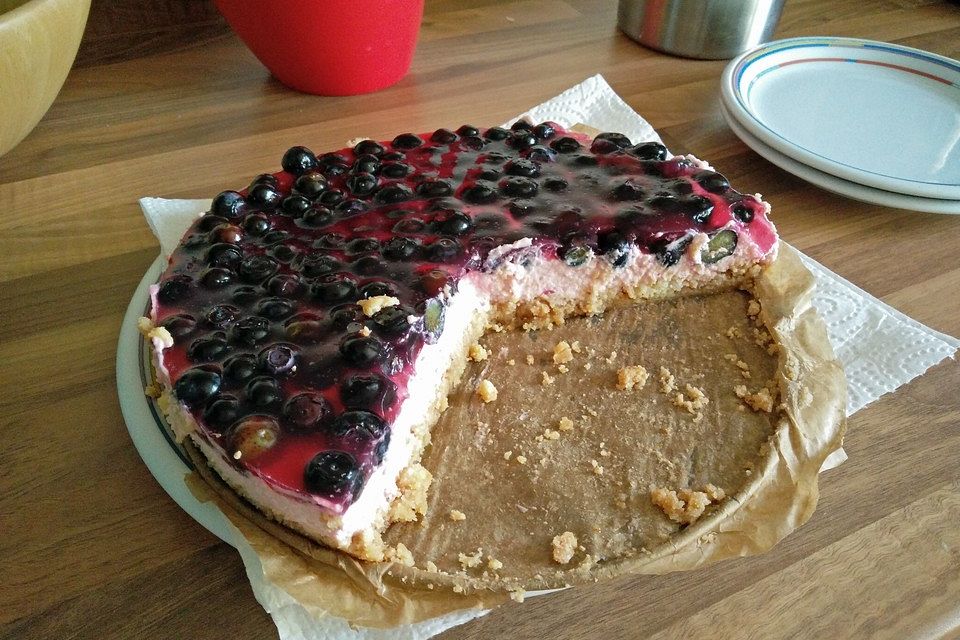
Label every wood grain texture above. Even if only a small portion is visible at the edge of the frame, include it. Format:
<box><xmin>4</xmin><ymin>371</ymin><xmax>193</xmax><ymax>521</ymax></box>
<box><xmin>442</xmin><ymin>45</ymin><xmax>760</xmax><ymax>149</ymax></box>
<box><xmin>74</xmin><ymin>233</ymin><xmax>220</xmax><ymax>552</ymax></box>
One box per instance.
<box><xmin>1</xmin><ymin>0</ymin><xmax>958</xmax><ymax>638</ymax></box>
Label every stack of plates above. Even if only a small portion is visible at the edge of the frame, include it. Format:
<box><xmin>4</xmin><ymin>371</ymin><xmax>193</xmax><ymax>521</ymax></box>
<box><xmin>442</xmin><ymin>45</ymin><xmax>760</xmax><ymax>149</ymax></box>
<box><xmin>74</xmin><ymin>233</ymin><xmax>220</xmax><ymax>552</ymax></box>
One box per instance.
<box><xmin>720</xmin><ymin>37</ymin><xmax>960</xmax><ymax>215</ymax></box>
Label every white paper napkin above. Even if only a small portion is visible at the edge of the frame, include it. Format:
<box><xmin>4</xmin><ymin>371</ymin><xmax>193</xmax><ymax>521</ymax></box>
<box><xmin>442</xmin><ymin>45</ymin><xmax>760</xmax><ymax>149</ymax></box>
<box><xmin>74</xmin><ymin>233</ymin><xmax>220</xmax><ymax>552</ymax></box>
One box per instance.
<box><xmin>140</xmin><ymin>74</ymin><xmax>958</xmax><ymax>640</ymax></box>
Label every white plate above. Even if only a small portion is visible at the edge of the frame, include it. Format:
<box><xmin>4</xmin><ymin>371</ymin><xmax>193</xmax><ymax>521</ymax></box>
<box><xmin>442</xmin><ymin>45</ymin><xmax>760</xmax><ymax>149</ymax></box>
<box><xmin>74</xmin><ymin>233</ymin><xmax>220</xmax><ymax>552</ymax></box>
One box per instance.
<box><xmin>720</xmin><ymin>101</ymin><xmax>960</xmax><ymax>215</ymax></box>
<box><xmin>721</xmin><ymin>37</ymin><xmax>960</xmax><ymax>201</ymax></box>
<box><xmin>116</xmin><ymin>257</ymin><xmax>236</xmax><ymax>545</ymax></box>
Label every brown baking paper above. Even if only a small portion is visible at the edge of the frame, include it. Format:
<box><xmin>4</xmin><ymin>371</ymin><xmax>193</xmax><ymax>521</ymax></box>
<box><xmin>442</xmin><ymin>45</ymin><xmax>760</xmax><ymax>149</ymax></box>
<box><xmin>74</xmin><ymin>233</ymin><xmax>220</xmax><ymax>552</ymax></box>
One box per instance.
<box><xmin>184</xmin><ymin>242</ymin><xmax>846</xmax><ymax>626</ymax></box>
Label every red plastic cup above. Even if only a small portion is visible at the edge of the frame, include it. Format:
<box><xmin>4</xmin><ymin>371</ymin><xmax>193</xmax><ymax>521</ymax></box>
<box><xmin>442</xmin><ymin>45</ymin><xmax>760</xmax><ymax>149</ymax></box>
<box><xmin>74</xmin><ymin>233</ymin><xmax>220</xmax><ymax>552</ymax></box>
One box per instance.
<box><xmin>213</xmin><ymin>0</ymin><xmax>425</xmax><ymax>96</ymax></box>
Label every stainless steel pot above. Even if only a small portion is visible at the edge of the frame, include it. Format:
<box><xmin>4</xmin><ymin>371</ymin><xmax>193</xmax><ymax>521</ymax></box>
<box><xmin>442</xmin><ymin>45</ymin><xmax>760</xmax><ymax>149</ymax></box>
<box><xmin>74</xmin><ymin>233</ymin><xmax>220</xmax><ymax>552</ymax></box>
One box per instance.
<box><xmin>617</xmin><ymin>0</ymin><xmax>785</xmax><ymax>60</ymax></box>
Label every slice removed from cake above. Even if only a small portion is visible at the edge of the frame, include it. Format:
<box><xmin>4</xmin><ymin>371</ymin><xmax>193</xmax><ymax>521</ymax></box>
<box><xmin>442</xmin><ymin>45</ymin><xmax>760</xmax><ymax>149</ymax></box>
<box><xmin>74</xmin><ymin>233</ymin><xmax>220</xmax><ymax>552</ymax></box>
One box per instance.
<box><xmin>144</xmin><ymin>122</ymin><xmax>778</xmax><ymax>560</ymax></box>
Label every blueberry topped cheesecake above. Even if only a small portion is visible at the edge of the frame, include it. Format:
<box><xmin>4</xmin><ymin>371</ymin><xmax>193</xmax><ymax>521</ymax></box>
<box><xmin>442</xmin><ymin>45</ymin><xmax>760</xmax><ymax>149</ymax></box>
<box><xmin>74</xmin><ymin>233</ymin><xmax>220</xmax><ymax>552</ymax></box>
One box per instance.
<box><xmin>143</xmin><ymin>122</ymin><xmax>779</xmax><ymax>560</ymax></box>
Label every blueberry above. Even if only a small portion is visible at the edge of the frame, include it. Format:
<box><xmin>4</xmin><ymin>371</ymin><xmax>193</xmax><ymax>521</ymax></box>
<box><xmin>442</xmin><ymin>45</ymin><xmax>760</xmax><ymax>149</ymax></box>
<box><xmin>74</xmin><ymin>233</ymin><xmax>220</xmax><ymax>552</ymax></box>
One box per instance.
<box><xmin>304</xmin><ymin>450</ymin><xmax>363</xmax><ymax>497</ymax></box>
<box><xmin>228</xmin><ymin>416</ymin><xmax>280</xmax><ymax>461</ymax></box>
<box><xmin>381</xmin><ymin>151</ymin><xmax>405</xmax><ymax>162</ymax></box>
<box><xmin>352</xmin><ymin>153</ymin><xmax>380</xmax><ymax>175</ymax></box>
<box><xmin>354</xmin><ymin>139</ymin><xmax>385</xmax><ymax>157</ymax></box>
<box><xmin>339</xmin><ymin>335</ymin><xmax>384</xmax><ymax>366</ymax></box>
<box><xmin>525</xmin><ymin>145</ymin><xmax>557</xmax><ymax>163</ymax></box>
<box><xmin>359</xmin><ymin>280</ymin><xmax>398</xmax><ymax>298</ymax></box>
<box><xmin>222</xmin><ymin>354</ymin><xmax>257</xmax><ymax>382</ymax></box>
<box><xmin>382</xmin><ymin>236</ymin><xmax>420</xmax><ymax>260</ymax></box>
<box><xmin>159</xmin><ymin>314</ymin><xmax>197</xmax><ymax>338</ymax></box>
<box><xmin>200</xmin><ymin>267</ymin><xmax>233</xmax><ymax>289</ymax></box>
<box><xmin>246</xmin><ymin>376</ymin><xmax>281</xmax><ymax>407</ymax></box>
<box><xmin>550</xmin><ymin>136</ymin><xmax>582</xmax><ymax>153</ymax></box>
<box><xmin>611</xmin><ymin>179</ymin><xmax>645</xmax><ymax>201</ymax></box>
<box><xmin>313</xmin><ymin>233</ymin><xmax>346</xmax><ymax>250</ymax></box>
<box><xmin>683</xmin><ymin>195</ymin><xmax>715</xmax><ymax>224</ymax></box>
<box><xmin>197</xmin><ymin>214</ymin><xmax>229</xmax><ymax>232</ymax></box>
<box><xmin>511</xmin><ymin>120</ymin><xmax>534</xmax><ymax>132</ymax></box>
<box><xmin>431</xmin><ymin>128</ymin><xmax>458</xmax><ymax>144</ymax></box>
<box><xmin>694</xmin><ymin>171</ymin><xmax>730</xmax><ymax>194</ymax></box>
<box><xmin>297</xmin><ymin>253</ymin><xmax>341</xmax><ymax>277</ymax></box>
<box><xmin>533</xmin><ymin>122</ymin><xmax>557</xmax><ymax>139</ymax></box>
<box><xmin>500</xmin><ymin>176</ymin><xmax>538</xmax><ymax>198</ymax></box>
<box><xmin>174</xmin><ymin>368</ymin><xmax>221</xmax><ymax>406</ymax></box>
<box><xmin>312</xmin><ymin>275</ymin><xmax>358</xmax><ymax>305</ymax></box>
<box><xmin>477</xmin><ymin>168</ymin><xmax>500</xmax><ymax>181</ymax></box>
<box><xmin>457</xmin><ymin>125</ymin><xmax>480</xmax><ymax>137</ymax></box>
<box><xmin>483</xmin><ymin>151</ymin><xmax>510</xmax><ymax>164</ymax></box>
<box><xmin>562</xmin><ymin>244</ymin><xmax>593</xmax><ymax>267</ymax></box>
<box><xmin>732</xmin><ymin>202</ymin><xmax>755</xmax><ymax>223</ymax></box>
<box><xmin>419</xmin><ymin>271</ymin><xmax>449</xmax><ymax>298</ymax></box>
<box><xmin>281</xmin><ymin>194</ymin><xmax>312</xmax><ymax>217</ymax></box>
<box><xmin>284</xmin><ymin>313</ymin><xmax>326</xmax><ymax>342</ymax></box>
<box><xmin>262</xmin><ymin>229</ymin><xmax>290</xmax><ymax>245</ymax></box>
<box><xmin>459</xmin><ymin>136</ymin><xmax>485</xmax><ymax>151</ymax></box>
<box><xmin>294</xmin><ymin>171</ymin><xmax>328</xmax><ymax>199</ymax></box>
<box><xmin>650</xmin><ymin>235</ymin><xmax>691</xmax><ymax>267</ymax></box>
<box><xmin>700</xmin><ymin>229</ymin><xmax>738</xmax><ymax>264</ymax></box>
<box><xmin>231</xmin><ymin>285</ymin><xmax>259</xmax><ymax>305</ymax></box>
<box><xmin>392</xmin><ymin>133</ymin><xmax>423</xmax><ymax>149</ymax></box>
<box><xmin>434</xmin><ymin>210</ymin><xmax>473</xmax><ymax>236</ymax></box>
<box><xmin>265</xmin><ymin>274</ymin><xmax>303</xmax><ymax>298</ymax></box>
<box><xmin>212</xmin><ymin>191</ymin><xmax>246</xmax><ymax>219</ymax></box>
<box><xmin>484</xmin><ymin>127</ymin><xmax>510</xmax><ymax>141</ymax></box>
<box><xmin>462</xmin><ymin>181</ymin><xmax>498</xmax><ymax>204</ymax></box>
<box><xmin>595</xmin><ymin>132</ymin><xmax>632</xmax><ymax>149</ymax></box>
<box><xmin>203</xmin><ymin>396</ymin><xmax>241</xmax><ymax>430</ymax></box>
<box><xmin>509</xmin><ymin>131</ymin><xmax>538</xmax><ymax>150</ymax></box>
<box><xmin>426</xmin><ymin>238</ymin><xmax>461</xmax><ymax>262</ymax></box>
<box><xmin>352</xmin><ymin>255</ymin><xmax>387</xmax><ymax>275</ymax></box>
<box><xmin>598</xmin><ymin>231</ymin><xmax>632</xmax><ymax>268</ymax></box>
<box><xmin>330</xmin><ymin>304</ymin><xmax>364</xmax><ymax>328</ymax></box>
<box><xmin>157</xmin><ymin>275</ymin><xmax>192</xmax><ymax>304</ymax></box>
<box><xmin>301</xmin><ymin>206</ymin><xmax>334</xmax><ymax>228</ymax></box>
<box><xmin>256</xmin><ymin>297</ymin><xmax>295</xmax><ymax>320</ymax></box>
<box><xmin>416</xmin><ymin>179</ymin><xmax>453</xmax><ymax>198</ymax></box>
<box><xmin>371</xmin><ymin>305</ymin><xmax>410</xmax><ymax>336</ymax></box>
<box><xmin>340</xmin><ymin>374</ymin><xmax>393</xmax><ymax>410</ymax></box>
<box><xmin>248</xmin><ymin>173</ymin><xmax>279</xmax><ymax>190</ymax></box>
<box><xmin>544</xmin><ymin>177</ymin><xmax>568</xmax><ymax>192</ymax></box>
<box><xmin>346</xmin><ymin>172</ymin><xmax>378</xmax><ymax>197</ymax></box>
<box><xmin>187</xmin><ymin>334</ymin><xmax>229</xmax><ymax>362</ymax></box>
<box><xmin>247</xmin><ymin>183</ymin><xmax>282</xmax><ymax>210</ymax></box>
<box><xmin>346</xmin><ymin>237</ymin><xmax>381</xmax><ymax>256</ymax></box>
<box><xmin>504</xmin><ymin>159</ymin><xmax>540</xmax><ymax>178</ymax></box>
<box><xmin>628</xmin><ymin>142</ymin><xmax>668</xmax><ymax>161</ymax></box>
<box><xmin>283</xmin><ymin>393</ymin><xmax>332</xmax><ymax>431</ymax></box>
<box><xmin>375</xmin><ymin>184</ymin><xmax>413</xmax><ymax>204</ymax></box>
<box><xmin>319</xmin><ymin>189</ymin><xmax>345</xmax><ymax>207</ymax></box>
<box><xmin>334</xmin><ymin>198</ymin><xmax>369</xmax><ymax>218</ymax></box>
<box><xmin>318</xmin><ymin>153</ymin><xmax>350</xmax><ymax>177</ymax></box>
<box><xmin>571</xmin><ymin>154</ymin><xmax>599</xmax><ymax>166</ymax></box>
<box><xmin>330</xmin><ymin>410</ymin><xmax>387</xmax><ymax>438</ymax></box>
<box><xmin>590</xmin><ymin>138</ymin><xmax>621</xmax><ymax>155</ymax></box>
<box><xmin>258</xmin><ymin>343</ymin><xmax>297</xmax><ymax>375</ymax></box>
<box><xmin>282</xmin><ymin>146</ymin><xmax>319</xmax><ymax>176</ymax></box>
<box><xmin>243</xmin><ymin>213</ymin><xmax>271</xmax><ymax>236</ymax></box>
<box><xmin>230</xmin><ymin>316</ymin><xmax>270</xmax><ymax>346</ymax></box>
<box><xmin>380</xmin><ymin>161</ymin><xmax>412</xmax><ymax>179</ymax></box>
<box><xmin>239</xmin><ymin>255</ymin><xmax>279</xmax><ymax>283</ymax></box>
<box><xmin>204</xmin><ymin>304</ymin><xmax>240</xmax><ymax>328</ymax></box>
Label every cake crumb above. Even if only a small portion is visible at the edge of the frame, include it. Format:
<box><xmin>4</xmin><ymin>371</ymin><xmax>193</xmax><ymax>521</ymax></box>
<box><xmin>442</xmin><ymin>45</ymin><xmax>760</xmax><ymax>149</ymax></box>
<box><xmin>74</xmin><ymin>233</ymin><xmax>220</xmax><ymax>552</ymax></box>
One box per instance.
<box><xmin>453</xmin><ymin>584</ymin><xmax>465</xmax><ymax>594</ymax></box>
<box><xmin>526</xmin><ymin>354</ymin><xmax>535</xmax><ymax>365</ymax></box>
<box><xmin>551</xmin><ymin>531</ymin><xmax>578</xmax><ymax>564</ymax></box>
<box><xmin>589</xmin><ymin>459</ymin><xmax>604</xmax><ymax>475</ymax></box>
<box><xmin>438</xmin><ymin>395</ymin><xmax>449</xmax><ymax>412</ymax></box>
<box><xmin>424</xmin><ymin>560</ymin><xmax>439</xmax><ymax>573</ymax></box>
<box><xmin>658</xmin><ymin>366</ymin><xmax>676</xmax><ymax>394</ymax></box>
<box><xmin>558</xmin><ymin>417</ymin><xmax>574</xmax><ymax>432</ymax></box>
<box><xmin>616</xmin><ymin>365</ymin><xmax>649</xmax><ymax>391</ymax></box>
<box><xmin>747</xmin><ymin>300</ymin><xmax>761</xmax><ymax>317</ymax></box>
<box><xmin>468</xmin><ymin>343</ymin><xmax>489</xmax><ymax>362</ymax></box>
<box><xmin>672</xmin><ymin>383</ymin><xmax>709</xmax><ymax>415</ymax></box>
<box><xmin>571</xmin><ymin>340</ymin><xmax>582</xmax><ymax>353</ymax></box>
<box><xmin>553</xmin><ymin>340</ymin><xmax>574</xmax><ymax>364</ymax></box>
<box><xmin>509</xmin><ymin>588</ymin><xmax>526</xmax><ymax>603</ymax></box>
<box><xmin>144</xmin><ymin>382</ymin><xmax>162</xmax><ymax>398</ymax></box>
<box><xmin>449</xmin><ymin>509</ymin><xmax>466</xmax><ymax>522</ymax></box>
<box><xmin>458</xmin><ymin>548</ymin><xmax>484</xmax><ymax>570</ymax></box>
<box><xmin>735</xmin><ymin>385</ymin><xmax>775</xmax><ymax>412</ymax></box>
<box><xmin>543</xmin><ymin>429</ymin><xmax>560</xmax><ymax>440</ymax></box>
<box><xmin>357</xmin><ymin>295</ymin><xmax>400</xmax><ymax>317</ymax></box>
<box><xmin>388</xmin><ymin>464</ymin><xmax>432</xmax><ymax>522</ymax></box>
<box><xmin>477</xmin><ymin>380</ymin><xmax>498</xmax><ymax>403</ymax></box>
<box><xmin>358</xmin><ymin>325</ymin><xmax>372</xmax><ymax>337</ymax></box>
<box><xmin>507</xmin><ymin>358</ymin><xmax>516</xmax><ymax>366</ymax></box>
<box><xmin>583</xmin><ymin>362</ymin><xmax>592</xmax><ymax>371</ymax></box>
<box><xmin>487</xmin><ymin>557</ymin><xmax>504</xmax><ymax>571</ymax></box>
<box><xmin>516</xmin><ymin>454</ymin><xmax>528</xmax><ymax>465</ymax></box>
<box><xmin>704</xmin><ymin>484</ymin><xmax>726</xmax><ymax>501</ymax></box>
<box><xmin>503</xmin><ymin>450</ymin><xmax>513</xmax><ymax>461</ymax></box>
<box><xmin>604</xmin><ymin>350</ymin><xmax>618</xmax><ymax>364</ymax></box>
<box><xmin>650</xmin><ymin>486</ymin><xmax>721</xmax><ymax>525</ymax></box>
<box><xmin>556</xmin><ymin>364</ymin><xmax>569</xmax><ymax>374</ymax></box>
<box><xmin>541</xmin><ymin>371</ymin><xmax>555</xmax><ymax>386</ymax></box>
<box><xmin>725</xmin><ymin>326</ymin><xmax>743</xmax><ymax>339</ymax></box>
<box><xmin>388</xmin><ymin>543</ymin><xmax>415</xmax><ymax>567</ymax></box>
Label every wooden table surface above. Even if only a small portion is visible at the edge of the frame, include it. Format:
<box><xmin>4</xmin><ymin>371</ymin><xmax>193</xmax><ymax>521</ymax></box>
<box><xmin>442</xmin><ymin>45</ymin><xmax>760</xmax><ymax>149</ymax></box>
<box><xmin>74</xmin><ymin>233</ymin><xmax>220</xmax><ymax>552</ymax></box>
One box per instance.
<box><xmin>2</xmin><ymin>0</ymin><xmax>959</xmax><ymax>638</ymax></box>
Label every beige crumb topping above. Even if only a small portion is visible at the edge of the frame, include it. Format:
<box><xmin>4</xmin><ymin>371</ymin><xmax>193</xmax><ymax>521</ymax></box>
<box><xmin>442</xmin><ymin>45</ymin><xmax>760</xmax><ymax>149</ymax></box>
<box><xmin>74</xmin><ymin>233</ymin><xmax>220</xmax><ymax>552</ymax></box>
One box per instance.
<box><xmin>616</xmin><ymin>365</ymin><xmax>649</xmax><ymax>391</ymax></box>
<box><xmin>507</xmin><ymin>358</ymin><xmax>516</xmax><ymax>366</ymax></box>
<box><xmin>725</xmin><ymin>325</ymin><xmax>743</xmax><ymax>339</ymax></box>
<box><xmin>477</xmin><ymin>379</ymin><xmax>498</xmax><ymax>402</ymax></box>
<box><xmin>553</xmin><ymin>340</ymin><xmax>574</xmax><ymax>364</ymax></box>
<box><xmin>388</xmin><ymin>543</ymin><xmax>415</xmax><ymax>567</ymax></box>
<box><xmin>388</xmin><ymin>464</ymin><xmax>433</xmax><ymax>522</ymax></box>
<box><xmin>673</xmin><ymin>383</ymin><xmax>709</xmax><ymax>415</ymax></box>
<box><xmin>449</xmin><ymin>509</ymin><xmax>466</xmax><ymax>521</ymax></box>
<box><xmin>503</xmin><ymin>450</ymin><xmax>513</xmax><ymax>461</ymax></box>
<box><xmin>556</xmin><ymin>364</ymin><xmax>569</xmax><ymax>374</ymax></box>
<box><xmin>658</xmin><ymin>366</ymin><xmax>676</xmax><ymax>394</ymax></box>
<box><xmin>570</xmin><ymin>340</ymin><xmax>582</xmax><ymax>353</ymax></box>
<box><xmin>604</xmin><ymin>350</ymin><xmax>618</xmax><ymax>364</ymax></box>
<box><xmin>589</xmin><ymin>459</ymin><xmax>604</xmax><ymax>475</ymax></box>
<box><xmin>487</xmin><ymin>557</ymin><xmax>504</xmax><ymax>571</ymax></box>
<box><xmin>357</xmin><ymin>295</ymin><xmax>400</xmax><ymax>317</ymax></box>
<box><xmin>542</xmin><ymin>428</ymin><xmax>560</xmax><ymax>440</ymax></box>
<box><xmin>747</xmin><ymin>300</ymin><xmax>761</xmax><ymax>317</ymax></box>
<box><xmin>509</xmin><ymin>589</ymin><xmax>526</xmax><ymax>603</ymax></box>
<box><xmin>650</xmin><ymin>486</ymin><xmax>724</xmax><ymax>525</ymax></box>
<box><xmin>557</xmin><ymin>416</ymin><xmax>574</xmax><ymax>432</ymax></box>
<box><xmin>424</xmin><ymin>560</ymin><xmax>439</xmax><ymax>573</ymax></box>
<box><xmin>358</xmin><ymin>325</ymin><xmax>372</xmax><ymax>337</ymax></box>
<box><xmin>551</xmin><ymin>531</ymin><xmax>578</xmax><ymax>565</ymax></box>
<box><xmin>468</xmin><ymin>343</ymin><xmax>489</xmax><ymax>362</ymax></box>
<box><xmin>138</xmin><ymin>318</ymin><xmax>175</xmax><ymax>349</ymax></box>
<box><xmin>438</xmin><ymin>395</ymin><xmax>449</xmax><ymax>412</ymax></box>
<box><xmin>516</xmin><ymin>454</ymin><xmax>528</xmax><ymax>465</ymax></box>
<box><xmin>458</xmin><ymin>548</ymin><xmax>484</xmax><ymax>570</ymax></box>
<box><xmin>735</xmin><ymin>385</ymin><xmax>775</xmax><ymax>412</ymax></box>
<box><xmin>526</xmin><ymin>354</ymin><xmax>535</xmax><ymax>365</ymax></box>
<box><xmin>541</xmin><ymin>371</ymin><xmax>555</xmax><ymax>386</ymax></box>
